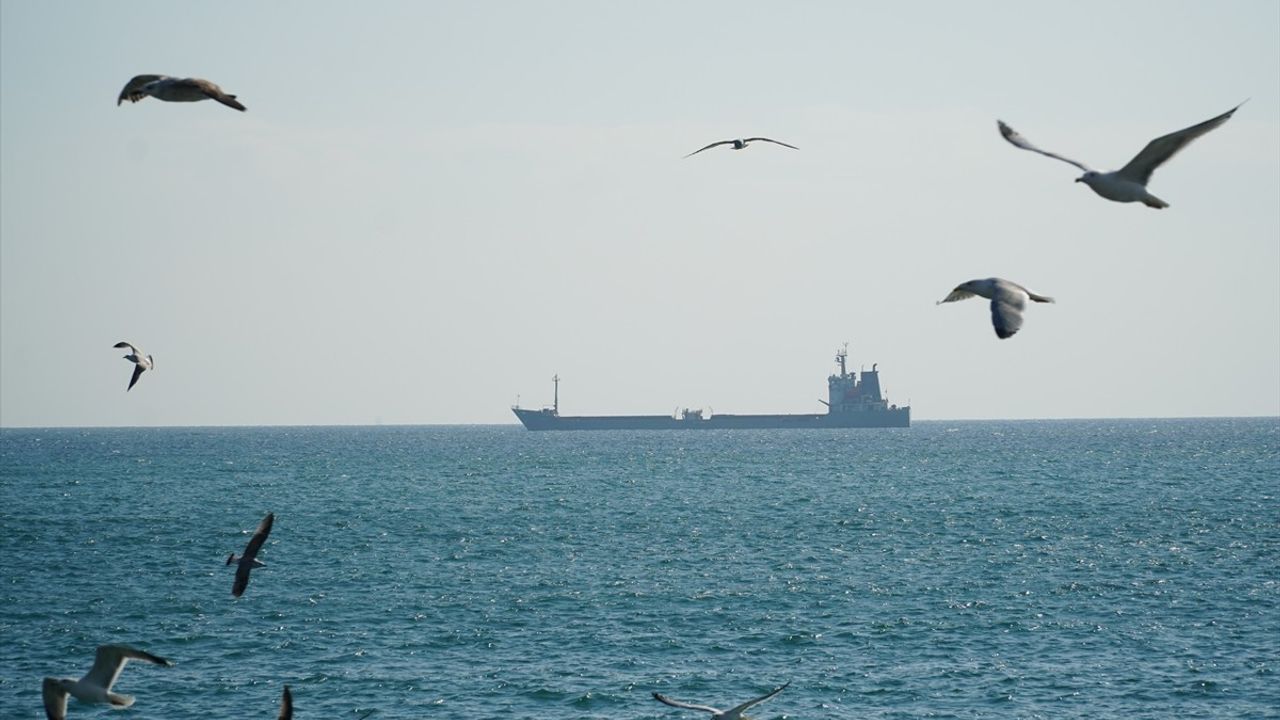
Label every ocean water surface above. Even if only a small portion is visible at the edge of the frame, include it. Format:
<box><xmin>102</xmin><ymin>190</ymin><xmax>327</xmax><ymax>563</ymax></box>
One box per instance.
<box><xmin>0</xmin><ymin>419</ymin><xmax>1276</xmax><ymax>718</ymax></box>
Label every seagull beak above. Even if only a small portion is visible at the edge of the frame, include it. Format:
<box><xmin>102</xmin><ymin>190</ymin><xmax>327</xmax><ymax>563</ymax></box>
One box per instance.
<box><xmin>1074</xmin><ymin>177</ymin><xmax>1083</xmax><ymax>183</ymax></box>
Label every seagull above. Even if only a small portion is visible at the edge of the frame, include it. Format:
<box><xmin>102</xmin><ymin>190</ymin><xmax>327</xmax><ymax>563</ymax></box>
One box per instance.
<box><xmin>42</xmin><ymin>644</ymin><xmax>173</xmax><ymax>719</ymax></box>
<box><xmin>683</xmin><ymin>137</ymin><xmax>798</xmax><ymax>158</ymax></box>
<box><xmin>112</xmin><ymin>342</ymin><xmax>153</xmax><ymax>391</ymax></box>
<box><xmin>997</xmin><ymin>102</ymin><xmax>1244</xmax><ymax>208</ymax></box>
<box><xmin>227</xmin><ymin>512</ymin><xmax>274</xmax><ymax>597</ymax></box>
<box><xmin>278</xmin><ymin>685</ymin><xmax>292</xmax><ymax>720</ymax></box>
<box><xmin>117</xmin><ymin>74</ymin><xmax>247</xmax><ymax>111</ymax></box>
<box><xmin>938</xmin><ymin>278</ymin><xmax>1054</xmax><ymax>339</ymax></box>
<box><xmin>652</xmin><ymin>681</ymin><xmax>789</xmax><ymax>719</ymax></box>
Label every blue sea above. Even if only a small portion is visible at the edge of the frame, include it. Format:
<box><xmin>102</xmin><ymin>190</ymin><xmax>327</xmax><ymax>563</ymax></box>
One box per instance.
<box><xmin>1</xmin><ymin>419</ymin><xmax>1277</xmax><ymax>719</ymax></box>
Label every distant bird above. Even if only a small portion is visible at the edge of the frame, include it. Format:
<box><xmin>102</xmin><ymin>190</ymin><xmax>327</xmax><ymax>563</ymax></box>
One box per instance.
<box><xmin>112</xmin><ymin>342</ymin><xmax>153</xmax><ymax>391</ymax></box>
<box><xmin>278</xmin><ymin>685</ymin><xmax>292</xmax><ymax>720</ymax></box>
<box><xmin>227</xmin><ymin>512</ymin><xmax>274</xmax><ymax>597</ymax></box>
<box><xmin>652</xmin><ymin>681</ymin><xmax>789</xmax><ymax>719</ymax></box>
<box><xmin>938</xmin><ymin>278</ymin><xmax>1055</xmax><ymax>339</ymax></box>
<box><xmin>117</xmin><ymin>74</ymin><xmax>247</xmax><ymax>111</ymax></box>
<box><xmin>683</xmin><ymin>137</ymin><xmax>798</xmax><ymax>158</ymax></box>
<box><xmin>42</xmin><ymin>644</ymin><xmax>173</xmax><ymax>719</ymax></box>
<box><xmin>997</xmin><ymin>102</ymin><xmax>1244</xmax><ymax>208</ymax></box>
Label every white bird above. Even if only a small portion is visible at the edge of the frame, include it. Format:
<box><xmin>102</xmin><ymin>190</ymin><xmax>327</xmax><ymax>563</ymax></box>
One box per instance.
<box><xmin>117</xmin><ymin>74</ymin><xmax>247</xmax><ymax>111</ymax></box>
<box><xmin>683</xmin><ymin>137</ymin><xmax>798</xmax><ymax>158</ymax></box>
<box><xmin>42</xmin><ymin>644</ymin><xmax>173</xmax><ymax>719</ymax></box>
<box><xmin>278</xmin><ymin>685</ymin><xmax>292</xmax><ymax>720</ymax></box>
<box><xmin>652</xmin><ymin>681</ymin><xmax>789</xmax><ymax>719</ymax></box>
<box><xmin>997</xmin><ymin>102</ymin><xmax>1244</xmax><ymax>208</ymax></box>
<box><xmin>227</xmin><ymin>512</ymin><xmax>274</xmax><ymax>597</ymax></box>
<box><xmin>112</xmin><ymin>342</ymin><xmax>153</xmax><ymax>391</ymax></box>
<box><xmin>937</xmin><ymin>278</ymin><xmax>1055</xmax><ymax>339</ymax></box>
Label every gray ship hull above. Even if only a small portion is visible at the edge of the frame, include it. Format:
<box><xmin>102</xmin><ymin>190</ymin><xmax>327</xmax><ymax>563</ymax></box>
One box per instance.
<box><xmin>512</xmin><ymin>406</ymin><xmax>909</xmax><ymax>430</ymax></box>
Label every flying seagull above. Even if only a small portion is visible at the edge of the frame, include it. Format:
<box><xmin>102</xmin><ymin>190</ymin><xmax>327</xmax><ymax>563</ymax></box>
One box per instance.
<box><xmin>117</xmin><ymin>75</ymin><xmax>247</xmax><ymax>111</ymax></box>
<box><xmin>683</xmin><ymin>137</ymin><xmax>798</xmax><ymax>158</ymax></box>
<box><xmin>227</xmin><ymin>512</ymin><xmax>274</xmax><ymax>597</ymax></box>
<box><xmin>652</xmin><ymin>681</ymin><xmax>789</xmax><ymax>719</ymax></box>
<box><xmin>938</xmin><ymin>278</ymin><xmax>1054</xmax><ymax>339</ymax></box>
<box><xmin>278</xmin><ymin>685</ymin><xmax>292</xmax><ymax>720</ymax></box>
<box><xmin>997</xmin><ymin>102</ymin><xmax>1244</xmax><ymax>208</ymax></box>
<box><xmin>113</xmin><ymin>342</ymin><xmax>153</xmax><ymax>391</ymax></box>
<box><xmin>42</xmin><ymin>644</ymin><xmax>173</xmax><ymax>719</ymax></box>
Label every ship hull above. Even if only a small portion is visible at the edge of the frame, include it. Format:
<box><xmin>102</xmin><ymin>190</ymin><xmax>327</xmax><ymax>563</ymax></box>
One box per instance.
<box><xmin>512</xmin><ymin>407</ymin><xmax>909</xmax><ymax>430</ymax></box>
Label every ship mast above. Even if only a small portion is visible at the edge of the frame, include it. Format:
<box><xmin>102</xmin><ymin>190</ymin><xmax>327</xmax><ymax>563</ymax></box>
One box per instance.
<box><xmin>552</xmin><ymin>374</ymin><xmax>560</xmax><ymax>415</ymax></box>
<box><xmin>836</xmin><ymin>342</ymin><xmax>848</xmax><ymax>377</ymax></box>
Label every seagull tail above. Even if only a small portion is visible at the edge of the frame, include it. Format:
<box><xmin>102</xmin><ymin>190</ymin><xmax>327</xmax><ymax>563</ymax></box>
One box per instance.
<box><xmin>108</xmin><ymin>692</ymin><xmax>135</xmax><ymax>708</ymax></box>
<box><xmin>1141</xmin><ymin>193</ymin><xmax>1169</xmax><ymax>209</ymax></box>
<box><xmin>216</xmin><ymin>94</ymin><xmax>247</xmax><ymax>112</ymax></box>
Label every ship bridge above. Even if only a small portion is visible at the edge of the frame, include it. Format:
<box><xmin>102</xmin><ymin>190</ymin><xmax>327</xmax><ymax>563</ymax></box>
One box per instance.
<box><xmin>826</xmin><ymin>345</ymin><xmax>889</xmax><ymax>414</ymax></box>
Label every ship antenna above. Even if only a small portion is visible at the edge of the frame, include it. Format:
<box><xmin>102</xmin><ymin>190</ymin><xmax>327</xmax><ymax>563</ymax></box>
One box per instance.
<box><xmin>836</xmin><ymin>342</ymin><xmax>848</xmax><ymax>377</ymax></box>
<box><xmin>552</xmin><ymin>374</ymin><xmax>560</xmax><ymax>415</ymax></box>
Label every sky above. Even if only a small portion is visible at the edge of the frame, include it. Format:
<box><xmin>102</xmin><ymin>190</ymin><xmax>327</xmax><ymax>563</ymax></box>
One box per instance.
<box><xmin>1</xmin><ymin>1</ymin><xmax>1278</xmax><ymax>427</ymax></box>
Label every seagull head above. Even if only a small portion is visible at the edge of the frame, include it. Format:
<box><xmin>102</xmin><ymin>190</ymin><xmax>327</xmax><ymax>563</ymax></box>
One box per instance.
<box><xmin>1075</xmin><ymin>170</ymin><xmax>1098</xmax><ymax>185</ymax></box>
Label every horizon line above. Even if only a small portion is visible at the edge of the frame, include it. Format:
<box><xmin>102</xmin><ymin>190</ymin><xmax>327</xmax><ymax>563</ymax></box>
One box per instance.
<box><xmin>2</xmin><ymin>414</ymin><xmax>1278</xmax><ymax>431</ymax></box>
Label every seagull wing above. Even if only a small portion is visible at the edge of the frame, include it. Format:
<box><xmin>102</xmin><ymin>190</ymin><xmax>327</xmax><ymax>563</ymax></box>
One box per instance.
<box><xmin>724</xmin><ymin>682</ymin><xmax>790</xmax><ymax>719</ymax></box>
<box><xmin>84</xmin><ymin>645</ymin><xmax>130</xmax><ymax>681</ymax></box>
<box><xmin>278</xmin><ymin>685</ymin><xmax>293</xmax><ymax>720</ymax></box>
<box><xmin>937</xmin><ymin>288</ymin><xmax>977</xmax><ymax>305</ymax></box>
<box><xmin>652</xmin><ymin>692</ymin><xmax>721</xmax><ymax>714</ymax></box>
<box><xmin>989</xmin><ymin>284</ymin><xmax>1029</xmax><ymax>339</ymax></box>
<box><xmin>127</xmin><ymin>364</ymin><xmax>145</xmax><ymax>391</ymax></box>
<box><xmin>113</xmin><ymin>341</ymin><xmax>138</xmax><ymax>353</ymax></box>
<box><xmin>84</xmin><ymin>645</ymin><xmax>171</xmax><ymax>691</ymax></box>
<box><xmin>117</xmin><ymin>75</ymin><xmax>165</xmax><ymax>105</ymax></box>
<box><xmin>1115</xmin><ymin>102</ymin><xmax>1244</xmax><ymax>185</ymax></box>
<box><xmin>683</xmin><ymin>140</ymin><xmax>735</xmax><ymax>158</ymax></box>
<box><xmin>997</xmin><ymin>120</ymin><xmax>1092</xmax><ymax>172</ymax></box>
<box><xmin>232</xmin><ymin>562</ymin><xmax>253</xmax><ymax>597</ymax></box>
<box><xmin>42</xmin><ymin>678</ymin><xmax>69</xmax><ymax>720</ymax></box>
<box><xmin>242</xmin><ymin>512</ymin><xmax>275</xmax><ymax>560</ymax></box>
<box><xmin>744</xmin><ymin>137</ymin><xmax>799</xmax><ymax>150</ymax></box>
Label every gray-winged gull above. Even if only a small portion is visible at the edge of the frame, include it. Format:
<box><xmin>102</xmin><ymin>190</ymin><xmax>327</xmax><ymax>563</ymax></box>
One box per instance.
<box><xmin>652</xmin><ymin>681</ymin><xmax>789</xmax><ymax>719</ymax></box>
<box><xmin>117</xmin><ymin>75</ymin><xmax>247</xmax><ymax>111</ymax></box>
<box><xmin>997</xmin><ymin>102</ymin><xmax>1244</xmax><ymax>208</ymax></box>
<box><xmin>684</xmin><ymin>137</ymin><xmax>798</xmax><ymax>158</ymax></box>
<box><xmin>112</xmin><ymin>342</ymin><xmax>153</xmax><ymax>391</ymax></box>
<box><xmin>938</xmin><ymin>278</ymin><xmax>1055</xmax><ymax>339</ymax></box>
<box><xmin>42</xmin><ymin>644</ymin><xmax>173</xmax><ymax>719</ymax></box>
<box><xmin>227</xmin><ymin>512</ymin><xmax>274</xmax><ymax>597</ymax></box>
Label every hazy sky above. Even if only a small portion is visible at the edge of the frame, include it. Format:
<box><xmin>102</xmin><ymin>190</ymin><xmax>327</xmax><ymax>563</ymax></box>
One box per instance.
<box><xmin>2</xmin><ymin>1</ymin><xmax>1277</xmax><ymax>427</ymax></box>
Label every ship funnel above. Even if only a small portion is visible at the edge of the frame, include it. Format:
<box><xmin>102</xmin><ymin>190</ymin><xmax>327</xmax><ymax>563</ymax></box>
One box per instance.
<box><xmin>859</xmin><ymin>366</ymin><xmax>882</xmax><ymax>400</ymax></box>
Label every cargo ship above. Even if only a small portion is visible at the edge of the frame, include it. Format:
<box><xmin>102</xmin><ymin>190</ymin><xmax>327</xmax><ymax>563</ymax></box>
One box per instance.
<box><xmin>511</xmin><ymin>345</ymin><xmax>909</xmax><ymax>430</ymax></box>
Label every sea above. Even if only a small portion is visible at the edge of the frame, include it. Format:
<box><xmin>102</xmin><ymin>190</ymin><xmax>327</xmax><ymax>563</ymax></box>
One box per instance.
<box><xmin>0</xmin><ymin>419</ymin><xmax>1276</xmax><ymax>719</ymax></box>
